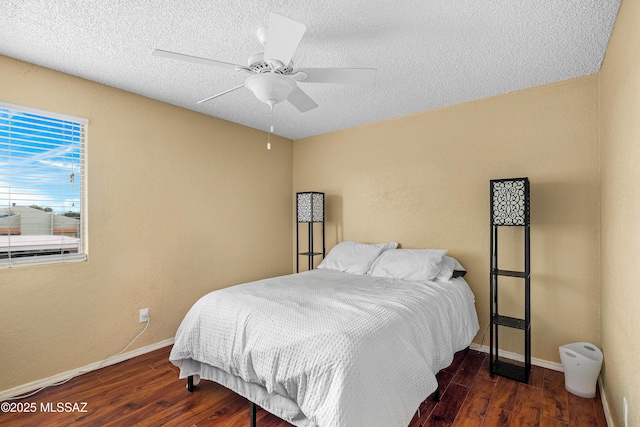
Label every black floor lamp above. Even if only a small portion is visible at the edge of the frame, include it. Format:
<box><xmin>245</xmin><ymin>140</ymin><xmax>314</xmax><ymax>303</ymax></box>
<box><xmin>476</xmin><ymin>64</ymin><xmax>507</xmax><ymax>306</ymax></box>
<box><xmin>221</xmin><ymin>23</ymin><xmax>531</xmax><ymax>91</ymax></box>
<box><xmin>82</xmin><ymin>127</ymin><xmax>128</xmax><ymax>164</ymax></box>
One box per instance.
<box><xmin>296</xmin><ymin>192</ymin><xmax>325</xmax><ymax>272</ymax></box>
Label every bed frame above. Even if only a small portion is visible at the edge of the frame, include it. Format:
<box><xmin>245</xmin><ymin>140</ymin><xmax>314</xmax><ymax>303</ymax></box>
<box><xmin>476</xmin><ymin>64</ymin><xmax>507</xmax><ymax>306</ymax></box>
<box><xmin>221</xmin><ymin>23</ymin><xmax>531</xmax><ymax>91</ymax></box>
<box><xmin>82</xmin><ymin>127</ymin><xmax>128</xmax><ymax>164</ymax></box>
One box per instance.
<box><xmin>185</xmin><ymin>372</ymin><xmax>442</xmax><ymax>427</ymax></box>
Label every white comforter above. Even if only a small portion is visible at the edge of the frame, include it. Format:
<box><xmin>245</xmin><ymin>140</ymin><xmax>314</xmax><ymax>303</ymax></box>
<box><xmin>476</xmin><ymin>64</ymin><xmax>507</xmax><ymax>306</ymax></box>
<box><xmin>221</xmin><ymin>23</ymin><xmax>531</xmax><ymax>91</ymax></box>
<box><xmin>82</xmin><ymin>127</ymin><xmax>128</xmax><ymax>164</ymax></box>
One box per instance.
<box><xmin>170</xmin><ymin>269</ymin><xmax>479</xmax><ymax>427</ymax></box>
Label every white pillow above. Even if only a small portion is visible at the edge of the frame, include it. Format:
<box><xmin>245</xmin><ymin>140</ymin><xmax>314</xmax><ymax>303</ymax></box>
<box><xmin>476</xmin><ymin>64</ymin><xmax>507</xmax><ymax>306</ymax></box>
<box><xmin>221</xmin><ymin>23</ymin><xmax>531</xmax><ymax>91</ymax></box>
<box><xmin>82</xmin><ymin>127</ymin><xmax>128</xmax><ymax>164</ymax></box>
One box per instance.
<box><xmin>435</xmin><ymin>256</ymin><xmax>466</xmax><ymax>281</ymax></box>
<box><xmin>317</xmin><ymin>241</ymin><xmax>398</xmax><ymax>275</ymax></box>
<box><xmin>435</xmin><ymin>256</ymin><xmax>456</xmax><ymax>281</ymax></box>
<box><xmin>368</xmin><ymin>248</ymin><xmax>448</xmax><ymax>282</ymax></box>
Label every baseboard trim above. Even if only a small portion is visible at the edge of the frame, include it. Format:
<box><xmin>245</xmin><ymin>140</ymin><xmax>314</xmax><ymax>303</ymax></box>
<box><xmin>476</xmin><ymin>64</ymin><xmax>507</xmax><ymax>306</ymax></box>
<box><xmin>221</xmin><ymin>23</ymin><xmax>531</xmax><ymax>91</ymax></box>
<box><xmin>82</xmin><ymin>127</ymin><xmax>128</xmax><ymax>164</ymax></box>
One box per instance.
<box><xmin>0</xmin><ymin>338</ymin><xmax>174</xmax><ymax>402</ymax></box>
<box><xmin>598</xmin><ymin>376</ymin><xmax>614</xmax><ymax>427</ymax></box>
<box><xmin>469</xmin><ymin>343</ymin><xmax>564</xmax><ymax>372</ymax></box>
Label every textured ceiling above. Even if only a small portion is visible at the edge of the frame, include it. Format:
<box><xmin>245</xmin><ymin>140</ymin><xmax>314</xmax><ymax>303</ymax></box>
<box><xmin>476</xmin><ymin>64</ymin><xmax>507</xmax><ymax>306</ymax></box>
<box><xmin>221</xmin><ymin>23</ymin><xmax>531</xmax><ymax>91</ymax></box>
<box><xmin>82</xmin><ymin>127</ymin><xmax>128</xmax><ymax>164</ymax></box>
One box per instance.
<box><xmin>0</xmin><ymin>0</ymin><xmax>621</xmax><ymax>140</ymax></box>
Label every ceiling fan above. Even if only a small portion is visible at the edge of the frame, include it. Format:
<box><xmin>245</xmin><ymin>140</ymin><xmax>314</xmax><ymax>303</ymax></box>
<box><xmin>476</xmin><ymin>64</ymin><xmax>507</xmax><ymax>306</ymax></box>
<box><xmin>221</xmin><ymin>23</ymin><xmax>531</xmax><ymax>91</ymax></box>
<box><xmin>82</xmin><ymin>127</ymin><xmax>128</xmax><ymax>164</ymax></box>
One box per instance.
<box><xmin>152</xmin><ymin>12</ymin><xmax>377</xmax><ymax>113</ymax></box>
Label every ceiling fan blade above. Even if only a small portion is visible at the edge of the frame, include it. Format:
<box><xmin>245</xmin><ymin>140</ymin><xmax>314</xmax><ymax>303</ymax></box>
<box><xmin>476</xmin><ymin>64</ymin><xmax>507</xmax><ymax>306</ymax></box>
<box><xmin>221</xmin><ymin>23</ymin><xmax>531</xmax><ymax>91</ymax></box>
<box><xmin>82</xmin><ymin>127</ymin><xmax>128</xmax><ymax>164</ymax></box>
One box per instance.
<box><xmin>287</xmin><ymin>87</ymin><xmax>318</xmax><ymax>113</ymax></box>
<box><xmin>197</xmin><ymin>84</ymin><xmax>245</xmax><ymax>104</ymax></box>
<box><xmin>263</xmin><ymin>13</ymin><xmax>306</xmax><ymax>67</ymax></box>
<box><xmin>297</xmin><ymin>68</ymin><xmax>377</xmax><ymax>85</ymax></box>
<box><xmin>152</xmin><ymin>49</ymin><xmax>242</xmax><ymax>70</ymax></box>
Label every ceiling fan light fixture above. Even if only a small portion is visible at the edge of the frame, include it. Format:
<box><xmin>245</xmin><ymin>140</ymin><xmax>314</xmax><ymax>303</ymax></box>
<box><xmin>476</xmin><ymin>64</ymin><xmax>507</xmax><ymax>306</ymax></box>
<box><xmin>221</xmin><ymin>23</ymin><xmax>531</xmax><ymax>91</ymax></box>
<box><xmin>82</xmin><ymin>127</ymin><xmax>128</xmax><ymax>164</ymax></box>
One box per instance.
<box><xmin>245</xmin><ymin>73</ymin><xmax>297</xmax><ymax>107</ymax></box>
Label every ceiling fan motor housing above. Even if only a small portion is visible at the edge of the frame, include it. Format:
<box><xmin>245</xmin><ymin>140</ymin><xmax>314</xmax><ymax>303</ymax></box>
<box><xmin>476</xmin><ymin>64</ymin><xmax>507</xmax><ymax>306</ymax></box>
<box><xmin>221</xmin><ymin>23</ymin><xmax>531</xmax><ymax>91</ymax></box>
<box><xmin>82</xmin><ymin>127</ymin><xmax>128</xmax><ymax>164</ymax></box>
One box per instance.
<box><xmin>247</xmin><ymin>53</ymin><xmax>293</xmax><ymax>74</ymax></box>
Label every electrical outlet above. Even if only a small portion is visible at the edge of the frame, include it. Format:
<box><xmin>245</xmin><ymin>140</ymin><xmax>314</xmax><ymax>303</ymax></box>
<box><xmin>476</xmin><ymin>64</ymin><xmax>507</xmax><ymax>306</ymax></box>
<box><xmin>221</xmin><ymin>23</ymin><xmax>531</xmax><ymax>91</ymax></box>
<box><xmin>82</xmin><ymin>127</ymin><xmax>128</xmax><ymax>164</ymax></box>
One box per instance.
<box><xmin>139</xmin><ymin>308</ymin><xmax>149</xmax><ymax>323</ymax></box>
<box><xmin>624</xmin><ymin>397</ymin><xmax>628</xmax><ymax>427</ymax></box>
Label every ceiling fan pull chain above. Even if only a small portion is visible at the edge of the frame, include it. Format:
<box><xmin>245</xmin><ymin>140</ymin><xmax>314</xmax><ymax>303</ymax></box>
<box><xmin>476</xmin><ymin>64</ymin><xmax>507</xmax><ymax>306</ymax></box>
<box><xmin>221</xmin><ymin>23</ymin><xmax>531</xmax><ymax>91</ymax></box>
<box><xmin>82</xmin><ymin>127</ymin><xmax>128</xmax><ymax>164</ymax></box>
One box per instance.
<box><xmin>267</xmin><ymin>106</ymin><xmax>273</xmax><ymax>150</ymax></box>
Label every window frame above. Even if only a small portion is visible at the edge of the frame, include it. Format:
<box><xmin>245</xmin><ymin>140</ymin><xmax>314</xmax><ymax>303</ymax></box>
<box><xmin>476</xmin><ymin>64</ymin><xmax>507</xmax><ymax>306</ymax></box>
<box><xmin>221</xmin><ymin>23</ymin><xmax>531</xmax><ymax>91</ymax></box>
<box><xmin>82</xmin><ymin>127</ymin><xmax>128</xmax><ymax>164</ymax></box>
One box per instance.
<box><xmin>0</xmin><ymin>101</ymin><xmax>88</xmax><ymax>268</ymax></box>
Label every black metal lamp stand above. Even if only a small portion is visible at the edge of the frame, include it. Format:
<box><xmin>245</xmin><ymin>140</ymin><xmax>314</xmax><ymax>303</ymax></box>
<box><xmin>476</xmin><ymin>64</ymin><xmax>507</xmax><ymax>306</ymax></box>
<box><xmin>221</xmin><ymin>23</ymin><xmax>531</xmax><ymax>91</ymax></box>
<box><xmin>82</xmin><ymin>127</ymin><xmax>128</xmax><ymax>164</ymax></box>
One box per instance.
<box><xmin>489</xmin><ymin>177</ymin><xmax>531</xmax><ymax>383</ymax></box>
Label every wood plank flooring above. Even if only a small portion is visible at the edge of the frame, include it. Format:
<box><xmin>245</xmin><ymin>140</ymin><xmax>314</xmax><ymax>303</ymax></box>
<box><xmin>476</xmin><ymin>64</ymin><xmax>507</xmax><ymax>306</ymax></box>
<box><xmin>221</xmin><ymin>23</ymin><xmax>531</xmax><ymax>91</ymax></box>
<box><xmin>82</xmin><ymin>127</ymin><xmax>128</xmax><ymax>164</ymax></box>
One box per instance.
<box><xmin>0</xmin><ymin>346</ymin><xmax>607</xmax><ymax>427</ymax></box>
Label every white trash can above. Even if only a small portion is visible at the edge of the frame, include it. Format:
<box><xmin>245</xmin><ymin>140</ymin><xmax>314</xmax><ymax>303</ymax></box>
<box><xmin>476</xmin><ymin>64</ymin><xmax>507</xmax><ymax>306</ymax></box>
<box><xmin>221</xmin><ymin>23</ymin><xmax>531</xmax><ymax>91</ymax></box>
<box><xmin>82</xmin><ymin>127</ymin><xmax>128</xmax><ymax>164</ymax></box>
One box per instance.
<box><xmin>559</xmin><ymin>342</ymin><xmax>603</xmax><ymax>398</ymax></box>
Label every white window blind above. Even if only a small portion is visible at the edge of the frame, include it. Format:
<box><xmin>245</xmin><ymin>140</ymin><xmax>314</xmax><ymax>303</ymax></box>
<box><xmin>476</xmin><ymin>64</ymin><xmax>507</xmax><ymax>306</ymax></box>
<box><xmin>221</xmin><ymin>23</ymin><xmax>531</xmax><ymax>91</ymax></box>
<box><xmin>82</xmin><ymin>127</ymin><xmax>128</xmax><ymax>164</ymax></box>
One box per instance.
<box><xmin>0</xmin><ymin>101</ymin><xmax>87</xmax><ymax>267</ymax></box>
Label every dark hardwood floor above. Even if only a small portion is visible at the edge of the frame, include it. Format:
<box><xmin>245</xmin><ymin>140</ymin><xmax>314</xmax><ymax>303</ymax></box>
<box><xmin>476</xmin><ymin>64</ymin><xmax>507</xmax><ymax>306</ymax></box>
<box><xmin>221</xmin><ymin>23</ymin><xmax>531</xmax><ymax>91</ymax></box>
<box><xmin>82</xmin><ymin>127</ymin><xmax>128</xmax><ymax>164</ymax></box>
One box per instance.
<box><xmin>0</xmin><ymin>346</ymin><xmax>607</xmax><ymax>427</ymax></box>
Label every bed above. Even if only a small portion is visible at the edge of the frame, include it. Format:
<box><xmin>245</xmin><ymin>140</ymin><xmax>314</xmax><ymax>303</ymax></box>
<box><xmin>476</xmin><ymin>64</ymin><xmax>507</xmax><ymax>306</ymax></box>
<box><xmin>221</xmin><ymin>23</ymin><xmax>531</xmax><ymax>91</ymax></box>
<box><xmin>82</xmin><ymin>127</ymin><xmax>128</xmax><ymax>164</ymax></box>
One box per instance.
<box><xmin>170</xmin><ymin>242</ymin><xmax>479</xmax><ymax>427</ymax></box>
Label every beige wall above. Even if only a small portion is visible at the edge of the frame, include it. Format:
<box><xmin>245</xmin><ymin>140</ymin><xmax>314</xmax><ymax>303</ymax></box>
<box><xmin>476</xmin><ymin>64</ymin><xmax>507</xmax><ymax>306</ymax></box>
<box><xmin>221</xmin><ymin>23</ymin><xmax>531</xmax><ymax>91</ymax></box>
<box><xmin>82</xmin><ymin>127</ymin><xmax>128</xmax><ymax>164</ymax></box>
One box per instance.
<box><xmin>600</xmin><ymin>0</ymin><xmax>640</xmax><ymax>425</ymax></box>
<box><xmin>294</xmin><ymin>75</ymin><xmax>601</xmax><ymax>363</ymax></box>
<box><xmin>0</xmin><ymin>55</ymin><xmax>294</xmax><ymax>391</ymax></box>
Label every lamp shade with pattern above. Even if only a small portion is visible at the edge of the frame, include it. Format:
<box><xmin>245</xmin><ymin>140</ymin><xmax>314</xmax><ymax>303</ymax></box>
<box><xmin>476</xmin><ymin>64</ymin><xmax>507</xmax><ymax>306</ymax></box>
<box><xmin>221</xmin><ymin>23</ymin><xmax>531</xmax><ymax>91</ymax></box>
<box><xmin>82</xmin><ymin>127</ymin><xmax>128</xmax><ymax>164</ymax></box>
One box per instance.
<box><xmin>296</xmin><ymin>192</ymin><xmax>324</xmax><ymax>223</ymax></box>
<box><xmin>490</xmin><ymin>178</ymin><xmax>530</xmax><ymax>226</ymax></box>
